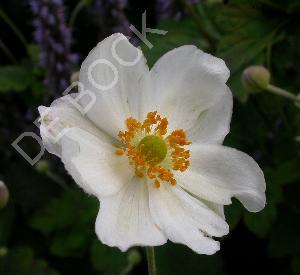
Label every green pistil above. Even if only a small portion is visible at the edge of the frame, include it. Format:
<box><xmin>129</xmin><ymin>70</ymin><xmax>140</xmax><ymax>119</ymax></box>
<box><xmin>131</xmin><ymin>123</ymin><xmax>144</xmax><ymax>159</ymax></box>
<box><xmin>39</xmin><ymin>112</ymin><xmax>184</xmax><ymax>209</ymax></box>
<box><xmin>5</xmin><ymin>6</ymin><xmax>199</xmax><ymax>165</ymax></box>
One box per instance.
<box><xmin>138</xmin><ymin>135</ymin><xmax>167</xmax><ymax>164</ymax></box>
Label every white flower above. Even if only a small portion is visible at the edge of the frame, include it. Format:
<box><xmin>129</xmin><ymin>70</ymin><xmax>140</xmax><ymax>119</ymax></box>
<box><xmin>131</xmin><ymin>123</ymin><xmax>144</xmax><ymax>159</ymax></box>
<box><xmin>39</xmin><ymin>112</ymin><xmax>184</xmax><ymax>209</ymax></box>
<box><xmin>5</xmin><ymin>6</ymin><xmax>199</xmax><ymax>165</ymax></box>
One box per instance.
<box><xmin>38</xmin><ymin>33</ymin><xmax>266</xmax><ymax>255</ymax></box>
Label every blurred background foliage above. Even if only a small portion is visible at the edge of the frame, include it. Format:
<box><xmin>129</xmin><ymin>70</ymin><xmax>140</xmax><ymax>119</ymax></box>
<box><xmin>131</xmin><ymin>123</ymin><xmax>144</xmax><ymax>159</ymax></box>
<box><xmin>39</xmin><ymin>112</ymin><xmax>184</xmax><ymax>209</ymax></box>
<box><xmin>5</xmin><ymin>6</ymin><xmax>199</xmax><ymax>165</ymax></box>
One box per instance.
<box><xmin>0</xmin><ymin>0</ymin><xmax>300</xmax><ymax>274</ymax></box>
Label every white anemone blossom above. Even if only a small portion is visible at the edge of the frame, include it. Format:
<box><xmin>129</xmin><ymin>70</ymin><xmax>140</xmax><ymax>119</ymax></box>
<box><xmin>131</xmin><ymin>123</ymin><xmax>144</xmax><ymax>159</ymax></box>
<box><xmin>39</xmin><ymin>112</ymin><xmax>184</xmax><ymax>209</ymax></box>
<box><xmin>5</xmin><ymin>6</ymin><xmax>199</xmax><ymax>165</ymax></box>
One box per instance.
<box><xmin>38</xmin><ymin>33</ymin><xmax>266</xmax><ymax>255</ymax></box>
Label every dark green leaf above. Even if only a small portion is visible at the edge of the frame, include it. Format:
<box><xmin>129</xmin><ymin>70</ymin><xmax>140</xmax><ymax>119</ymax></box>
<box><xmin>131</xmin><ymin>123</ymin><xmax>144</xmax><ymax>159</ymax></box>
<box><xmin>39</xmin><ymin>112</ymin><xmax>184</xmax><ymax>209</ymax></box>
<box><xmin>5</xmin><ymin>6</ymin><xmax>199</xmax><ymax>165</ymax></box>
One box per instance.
<box><xmin>0</xmin><ymin>204</ymin><xmax>15</xmax><ymax>245</ymax></box>
<box><xmin>0</xmin><ymin>65</ymin><xmax>31</xmax><ymax>93</ymax></box>
<box><xmin>156</xmin><ymin>243</ymin><xmax>224</xmax><ymax>275</ymax></box>
<box><xmin>292</xmin><ymin>255</ymin><xmax>300</xmax><ymax>275</ymax></box>
<box><xmin>142</xmin><ymin>18</ymin><xmax>207</xmax><ymax>68</ymax></box>
<box><xmin>29</xmin><ymin>189</ymin><xmax>98</xmax><ymax>257</ymax></box>
<box><xmin>90</xmin><ymin>240</ymin><xmax>128</xmax><ymax>275</ymax></box>
<box><xmin>244</xmin><ymin>168</ymin><xmax>283</xmax><ymax>238</ymax></box>
<box><xmin>0</xmin><ymin>246</ymin><xmax>59</xmax><ymax>275</ymax></box>
<box><xmin>224</xmin><ymin>199</ymin><xmax>243</xmax><ymax>230</ymax></box>
<box><xmin>268</xmin><ymin>210</ymin><xmax>300</xmax><ymax>257</ymax></box>
<box><xmin>216</xmin><ymin>5</ymin><xmax>282</xmax><ymax>101</ymax></box>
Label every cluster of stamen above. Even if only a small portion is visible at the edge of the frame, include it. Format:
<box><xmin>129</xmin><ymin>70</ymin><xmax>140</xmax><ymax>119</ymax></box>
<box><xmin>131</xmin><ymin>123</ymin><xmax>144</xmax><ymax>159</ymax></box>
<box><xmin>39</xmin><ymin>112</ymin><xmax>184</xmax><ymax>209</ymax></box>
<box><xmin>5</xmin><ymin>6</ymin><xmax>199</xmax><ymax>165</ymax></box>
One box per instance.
<box><xmin>116</xmin><ymin>111</ymin><xmax>191</xmax><ymax>188</ymax></box>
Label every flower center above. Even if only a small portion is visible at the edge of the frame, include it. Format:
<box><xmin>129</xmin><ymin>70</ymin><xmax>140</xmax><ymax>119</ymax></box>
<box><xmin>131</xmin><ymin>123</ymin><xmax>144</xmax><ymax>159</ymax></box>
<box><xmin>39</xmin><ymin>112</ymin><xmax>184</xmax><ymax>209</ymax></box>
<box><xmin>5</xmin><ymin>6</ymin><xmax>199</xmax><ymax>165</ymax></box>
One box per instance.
<box><xmin>115</xmin><ymin>111</ymin><xmax>191</xmax><ymax>188</ymax></box>
<box><xmin>138</xmin><ymin>135</ymin><xmax>167</xmax><ymax>164</ymax></box>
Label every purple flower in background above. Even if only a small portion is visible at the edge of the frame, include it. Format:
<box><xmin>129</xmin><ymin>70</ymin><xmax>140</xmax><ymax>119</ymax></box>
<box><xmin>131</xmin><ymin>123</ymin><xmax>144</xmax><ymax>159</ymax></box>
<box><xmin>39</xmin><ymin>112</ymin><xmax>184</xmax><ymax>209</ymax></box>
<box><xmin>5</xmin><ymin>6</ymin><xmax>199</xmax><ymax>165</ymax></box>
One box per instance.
<box><xmin>92</xmin><ymin>0</ymin><xmax>132</xmax><ymax>38</ymax></box>
<box><xmin>30</xmin><ymin>0</ymin><xmax>78</xmax><ymax>98</ymax></box>
<box><xmin>111</xmin><ymin>0</ymin><xmax>131</xmax><ymax>35</ymax></box>
<box><xmin>156</xmin><ymin>0</ymin><xmax>175</xmax><ymax>19</ymax></box>
<box><xmin>156</xmin><ymin>0</ymin><xmax>199</xmax><ymax>20</ymax></box>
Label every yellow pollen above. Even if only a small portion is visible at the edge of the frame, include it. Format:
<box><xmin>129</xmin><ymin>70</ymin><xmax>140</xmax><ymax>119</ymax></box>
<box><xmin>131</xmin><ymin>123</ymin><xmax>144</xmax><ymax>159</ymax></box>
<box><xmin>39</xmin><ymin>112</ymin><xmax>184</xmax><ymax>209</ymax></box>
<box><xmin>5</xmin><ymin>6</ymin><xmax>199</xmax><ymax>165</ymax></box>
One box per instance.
<box><xmin>115</xmin><ymin>111</ymin><xmax>191</xmax><ymax>188</ymax></box>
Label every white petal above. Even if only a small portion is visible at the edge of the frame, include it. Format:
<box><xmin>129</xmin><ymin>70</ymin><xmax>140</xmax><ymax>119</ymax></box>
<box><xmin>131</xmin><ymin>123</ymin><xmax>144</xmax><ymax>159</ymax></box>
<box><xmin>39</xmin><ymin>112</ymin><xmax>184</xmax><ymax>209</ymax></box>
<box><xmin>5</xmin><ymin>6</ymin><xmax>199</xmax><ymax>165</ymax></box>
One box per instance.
<box><xmin>38</xmin><ymin>94</ymin><xmax>112</xmax><ymax>158</ymax></box>
<box><xmin>96</xmin><ymin>177</ymin><xmax>167</xmax><ymax>251</ymax></box>
<box><xmin>61</xmin><ymin>128</ymin><xmax>134</xmax><ymax>197</ymax></box>
<box><xmin>186</xmin><ymin>86</ymin><xmax>233</xmax><ymax>144</ymax></box>
<box><xmin>79</xmin><ymin>33</ymin><xmax>151</xmax><ymax>138</ymax></box>
<box><xmin>148</xmin><ymin>183</ymin><xmax>229</xmax><ymax>255</ymax></box>
<box><xmin>178</xmin><ymin>144</ymin><xmax>266</xmax><ymax>212</ymax></box>
<box><xmin>202</xmin><ymin>200</ymin><xmax>225</xmax><ymax>219</ymax></box>
<box><xmin>147</xmin><ymin>45</ymin><xmax>230</xmax><ymax>132</ymax></box>
<box><xmin>39</xmin><ymin>123</ymin><xmax>62</xmax><ymax>157</ymax></box>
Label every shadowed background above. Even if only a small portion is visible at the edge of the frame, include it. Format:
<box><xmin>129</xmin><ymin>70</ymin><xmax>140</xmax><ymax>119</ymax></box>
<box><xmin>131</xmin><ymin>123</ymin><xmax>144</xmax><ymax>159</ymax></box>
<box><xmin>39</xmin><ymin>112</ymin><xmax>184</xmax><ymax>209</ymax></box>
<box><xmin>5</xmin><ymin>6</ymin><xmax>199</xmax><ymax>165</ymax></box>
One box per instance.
<box><xmin>0</xmin><ymin>0</ymin><xmax>300</xmax><ymax>274</ymax></box>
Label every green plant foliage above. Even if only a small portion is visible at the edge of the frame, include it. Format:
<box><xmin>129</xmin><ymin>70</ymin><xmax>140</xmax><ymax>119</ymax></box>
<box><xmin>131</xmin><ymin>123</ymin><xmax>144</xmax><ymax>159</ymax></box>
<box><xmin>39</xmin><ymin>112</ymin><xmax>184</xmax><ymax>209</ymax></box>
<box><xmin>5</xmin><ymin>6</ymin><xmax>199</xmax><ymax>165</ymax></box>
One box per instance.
<box><xmin>29</xmin><ymin>189</ymin><xmax>98</xmax><ymax>257</ymax></box>
<box><xmin>0</xmin><ymin>205</ymin><xmax>15</xmax><ymax>245</ymax></box>
<box><xmin>0</xmin><ymin>65</ymin><xmax>32</xmax><ymax>93</ymax></box>
<box><xmin>0</xmin><ymin>246</ymin><xmax>59</xmax><ymax>275</ymax></box>
<box><xmin>291</xmin><ymin>255</ymin><xmax>300</xmax><ymax>275</ymax></box>
<box><xmin>270</xmin><ymin>159</ymin><xmax>300</xmax><ymax>186</ymax></box>
<box><xmin>216</xmin><ymin>4</ymin><xmax>284</xmax><ymax>102</ymax></box>
<box><xmin>224</xmin><ymin>199</ymin><xmax>243</xmax><ymax>230</ymax></box>
<box><xmin>90</xmin><ymin>240</ymin><xmax>129</xmax><ymax>275</ymax></box>
<box><xmin>156</xmin><ymin>243</ymin><xmax>225</xmax><ymax>275</ymax></box>
<box><xmin>141</xmin><ymin>19</ymin><xmax>208</xmax><ymax>68</ymax></box>
<box><xmin>2</xmin><ymin>0</ymin><xmax>300</xmax><ymax>274</ymax></box>
<box><xmin>5</xmin><ymin>163</ymin><xmax>60</xmax><ymax>211</ymax></box>
<box><xmin>0</xmin><ymin>45</ymin><xmax>44</xmax><ymax>95</ymax></box>
<box><xmin>268</xmin><ymin>209</ymin><xmax>300</xmax><ymax>258</ymax></box>
<box><xmin>243</xmin><ymin>167</ymin><xmax>283</xmax><ymax>238</ymax></box>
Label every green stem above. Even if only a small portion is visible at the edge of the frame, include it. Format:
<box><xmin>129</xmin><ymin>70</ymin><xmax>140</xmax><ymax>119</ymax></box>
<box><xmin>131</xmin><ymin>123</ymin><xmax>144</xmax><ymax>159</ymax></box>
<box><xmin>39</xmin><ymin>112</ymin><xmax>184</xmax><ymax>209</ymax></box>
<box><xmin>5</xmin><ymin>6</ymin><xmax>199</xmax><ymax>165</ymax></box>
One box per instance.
<box><xmin>266</xmin><ymin>84</ymin><xmax>300</xmax><ymax>104</ymax></box>
<box><xmin>119</xmin><ymin>263</ymin><xmax>133</xmax><ymax>275</ymax></box>
<box><xmin>46</xmin><ymin>171</ymin><xmax>69</xmax><ymax>190</ymax></box>
<box><xmin>69</xmin><ymin>0</ymin><xmax>90</xmax><ymax>28</ymax></box>
<box><xmin>0</xmin><ymin>8</ymin><xmax>28</xmax><ymax>49</ymax></box>
<box><xmin>0</xmin><ymin>37</ymin><xmax>17</xmax><ymax>63</ymax></box>
<box><xmin>146</xmin><ymin>247</ymin><xmax>156</xmax><ymax>275</ymax></box>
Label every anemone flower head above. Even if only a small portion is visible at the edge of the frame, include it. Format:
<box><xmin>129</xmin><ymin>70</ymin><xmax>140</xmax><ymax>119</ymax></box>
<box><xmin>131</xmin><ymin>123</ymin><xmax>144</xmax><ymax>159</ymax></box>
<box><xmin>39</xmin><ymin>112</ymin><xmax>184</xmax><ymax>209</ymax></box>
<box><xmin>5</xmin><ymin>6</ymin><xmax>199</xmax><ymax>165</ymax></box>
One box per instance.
<box><xmin>38</xmin><ymin>33</ymin><xmax>266</xmax><ymax>254</ymax></box>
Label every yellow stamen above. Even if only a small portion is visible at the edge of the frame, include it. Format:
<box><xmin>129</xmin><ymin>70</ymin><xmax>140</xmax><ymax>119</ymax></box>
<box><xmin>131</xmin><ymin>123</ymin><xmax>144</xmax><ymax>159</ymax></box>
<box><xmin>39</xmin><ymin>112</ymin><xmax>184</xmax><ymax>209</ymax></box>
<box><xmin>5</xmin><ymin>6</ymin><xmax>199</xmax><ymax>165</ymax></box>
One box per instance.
<box><xmin>115</xmin><ymin>111</ymin><xmax>191</xmax><ymax>188</ymax></box>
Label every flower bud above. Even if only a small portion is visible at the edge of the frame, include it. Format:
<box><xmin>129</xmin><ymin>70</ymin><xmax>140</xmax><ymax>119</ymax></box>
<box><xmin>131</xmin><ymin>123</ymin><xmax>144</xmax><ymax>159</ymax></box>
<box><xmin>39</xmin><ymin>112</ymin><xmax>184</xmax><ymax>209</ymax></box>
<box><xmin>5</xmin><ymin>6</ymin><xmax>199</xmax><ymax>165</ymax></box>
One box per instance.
<box><xmin>242</xmin><ymin>65</ymin><xmax>270</xmax><ymax>93</ymax></box>
<box><xmin>35</xmin><ymin>160</ymin><xmax>49</xmax><ymax>174</ymax></box>
<box><xmin>70</xmin><ymin>71</ymin><xmax>79</xmax><ymax>83</ymax></box>
<box><xmin>0</xmin><ymin>247</ymin><xmax>8</xmax><ymax>257</ymax></box>
<box><xmin>127</xmin><ymin>249</ymin><xmax>141</xmax><ymax>266</ymax></box>
<box><xmin>0</xmin><ymin>181</ymin><xmax>9</xmax><ymax>209</ymax></box>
